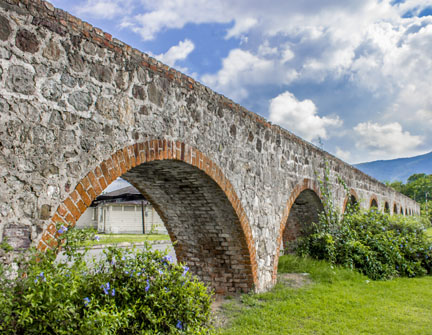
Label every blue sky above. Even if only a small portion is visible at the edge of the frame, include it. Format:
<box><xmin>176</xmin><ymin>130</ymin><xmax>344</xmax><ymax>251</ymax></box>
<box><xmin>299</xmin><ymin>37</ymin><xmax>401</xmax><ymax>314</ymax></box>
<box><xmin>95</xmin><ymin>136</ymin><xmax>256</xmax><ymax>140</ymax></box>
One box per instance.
<box><xmin>50</xmin><ymin>0</ymin><xmax>432</xmax><ymax>164</ymax></box>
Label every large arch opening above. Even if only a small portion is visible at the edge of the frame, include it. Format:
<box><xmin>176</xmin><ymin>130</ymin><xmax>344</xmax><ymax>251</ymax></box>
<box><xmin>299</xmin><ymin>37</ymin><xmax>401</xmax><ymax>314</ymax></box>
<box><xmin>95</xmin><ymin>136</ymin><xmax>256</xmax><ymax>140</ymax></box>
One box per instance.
<box><xmin>39</xmin><ymin>141</ymin><xmax>258</xmax><ymax>294</ymax></box>
<box><xmin>393</xmin><ymin>203</ymin><xmax>398</xmax><ymax>215</ymax></box>
<box><xmin>123</xmin><ymin>160</ymin><xmax>253</xmax><ymax>293</ymax></box>
<box><xmin>282</xmin><ymin>189</ymin><xmax>324</xmax><ymax>254</ymax></box>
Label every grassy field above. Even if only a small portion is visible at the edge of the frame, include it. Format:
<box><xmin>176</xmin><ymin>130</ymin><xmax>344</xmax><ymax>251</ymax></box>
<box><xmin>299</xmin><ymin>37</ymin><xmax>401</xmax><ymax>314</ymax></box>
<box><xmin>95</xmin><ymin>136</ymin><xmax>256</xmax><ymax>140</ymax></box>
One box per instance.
<box><xmin>217</xmin><ymin>255</ymin><xmax>432</xmax><ymax>335</ymax></box>
<box><xmin>84</xmin><ymin>234</ymin><xmax>170</xmax><ymax>246</ymax></box>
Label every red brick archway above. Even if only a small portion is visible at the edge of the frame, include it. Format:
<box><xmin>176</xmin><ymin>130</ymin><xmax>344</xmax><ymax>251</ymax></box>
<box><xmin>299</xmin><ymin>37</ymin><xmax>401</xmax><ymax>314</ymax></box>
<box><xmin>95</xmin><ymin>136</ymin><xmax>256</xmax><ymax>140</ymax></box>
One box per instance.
<box><xmin>342</xmin><ymin>189</ymin><xmax>359</xmax><ymax>213</ymax></box>
<box><xmin>38</xmin><ymin>140</ymin><xmax>258</xmax><ymax>293</ymax></box>
<box><xmin>272</xmin><ymin>178</ymin><xmax>322</xmax><ymax>281</ymax></box>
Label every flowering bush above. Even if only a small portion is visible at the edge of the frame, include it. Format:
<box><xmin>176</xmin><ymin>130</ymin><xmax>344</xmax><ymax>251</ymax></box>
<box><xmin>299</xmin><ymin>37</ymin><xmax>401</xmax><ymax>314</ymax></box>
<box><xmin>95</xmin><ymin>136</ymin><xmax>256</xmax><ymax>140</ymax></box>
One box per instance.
<box><xmin>0</xmin><ymin>226</ymin><xmax>213</xmax><ymax>334</ymax></box>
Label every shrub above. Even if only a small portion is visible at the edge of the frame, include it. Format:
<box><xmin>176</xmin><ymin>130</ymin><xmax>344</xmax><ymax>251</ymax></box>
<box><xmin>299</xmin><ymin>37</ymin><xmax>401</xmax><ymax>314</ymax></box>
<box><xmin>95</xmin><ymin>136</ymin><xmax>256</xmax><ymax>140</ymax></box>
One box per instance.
<box><xmin>0</xmin><ymin>226</ymin><xmax>213</xmax><ymax>334</ymax></box>
<box><xmin>296</xmin><ymin>171</ymin><xmax>432</xmax><ymax>280</ymax></box>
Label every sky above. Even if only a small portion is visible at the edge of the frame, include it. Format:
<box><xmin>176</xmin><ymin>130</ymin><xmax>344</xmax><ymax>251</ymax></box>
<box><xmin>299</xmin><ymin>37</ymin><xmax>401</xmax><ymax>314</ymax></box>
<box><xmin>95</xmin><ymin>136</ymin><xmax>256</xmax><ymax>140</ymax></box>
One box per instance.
<box><xmin>50</xmin><ymin>0</ymin><xmax>432</xmax><ymax>164</ymax></box>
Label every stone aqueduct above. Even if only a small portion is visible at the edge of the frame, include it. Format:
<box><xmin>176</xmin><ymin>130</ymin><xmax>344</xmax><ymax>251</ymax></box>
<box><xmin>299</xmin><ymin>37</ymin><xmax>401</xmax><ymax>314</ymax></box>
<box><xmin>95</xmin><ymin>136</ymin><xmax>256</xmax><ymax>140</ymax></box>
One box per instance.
<box><xmin>0</xmin><ymin>0</ymin><xmax>419</xmax><ymax>293</ymax></box>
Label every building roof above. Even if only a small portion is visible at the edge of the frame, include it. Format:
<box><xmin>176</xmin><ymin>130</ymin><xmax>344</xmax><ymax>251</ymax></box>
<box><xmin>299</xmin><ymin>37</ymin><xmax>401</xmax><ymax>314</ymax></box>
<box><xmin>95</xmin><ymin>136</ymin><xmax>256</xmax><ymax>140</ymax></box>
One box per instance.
<box><xmin>94</xmin><ymin>186</ymin><xmax>146</xmax><ymax>205</ymax></box>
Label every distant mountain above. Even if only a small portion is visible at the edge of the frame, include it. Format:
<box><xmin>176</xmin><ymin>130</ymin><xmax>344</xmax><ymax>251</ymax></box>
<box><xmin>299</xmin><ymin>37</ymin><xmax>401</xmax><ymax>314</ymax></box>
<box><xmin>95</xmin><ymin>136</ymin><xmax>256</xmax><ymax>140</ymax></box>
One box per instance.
<box><xmin>354</xmin><ymin>152</ymin><xmax>432</xmax><ymax>183</ymax></box>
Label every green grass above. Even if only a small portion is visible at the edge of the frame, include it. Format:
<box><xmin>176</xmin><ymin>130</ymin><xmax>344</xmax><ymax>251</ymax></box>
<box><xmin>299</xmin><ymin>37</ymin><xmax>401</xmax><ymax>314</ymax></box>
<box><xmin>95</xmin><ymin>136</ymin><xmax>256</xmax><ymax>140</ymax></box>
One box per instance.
<box><xmin>84</xmin><ymin>234</ymin><xmax>170</xmax><ymax>246</ymax></box>
<box><xmin>217</xmin><ymin>255</ymin><xmax>432</xmax><ymax>335</ymax></box>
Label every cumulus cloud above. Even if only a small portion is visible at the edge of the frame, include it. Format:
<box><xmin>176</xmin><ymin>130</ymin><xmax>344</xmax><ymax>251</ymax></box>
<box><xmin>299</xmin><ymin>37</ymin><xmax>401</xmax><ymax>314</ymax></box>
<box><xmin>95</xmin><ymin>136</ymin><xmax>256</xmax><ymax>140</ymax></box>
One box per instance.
<box><xmin>335</xmin><ymin>147</ymin><xmax>352</xmax><ymax>162</ymax></box>
<box><xmin>353</xmin><ymin>122</ymin><xmax>423</xmax><ymax>159</ymax></box>
<box><xmin>226</xmin><ymin>17</ymin><xmax>258</xmax><ymax>39</ymax></box>
<box><xmin>269</xmin><ymin>91</ymin><xmax>342</xmax><ymax>142</ymax></box>
<box><xmin>152</xmin><ymin>39</ymin><xmax>195</xmax><ymax>68</ymax></box>
<box><xmin>74</xmin><ymin>0</ymin><xmax>131</xmax><ymax>19</ymax></box>
<box><xmin>123</xmin><ymin>0</ymin><xmax>230</xmax><ymax>40</ymax></box>
<box><xmin>202</xmin><ymin>49</ymin><xmax>276</xmax><ymax>101</ymax></box>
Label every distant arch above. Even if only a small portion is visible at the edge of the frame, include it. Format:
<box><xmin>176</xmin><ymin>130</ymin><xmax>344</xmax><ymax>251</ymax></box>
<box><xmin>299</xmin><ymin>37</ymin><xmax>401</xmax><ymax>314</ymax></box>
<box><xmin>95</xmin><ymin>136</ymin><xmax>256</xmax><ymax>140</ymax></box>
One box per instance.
<box><xmin>384</xmin><ymin>201</ymin><xmax>390</xmax><ymax>214</ymax></box>
<box><xmin>393</xmin><ymin>203</ymin><xmax>398</xmax><ymax>215</ymax></box>
<box><xmin>400</xmin><ymin>206</ymin><xmax>404</xmax><ymax>215</ymax></box>
<box><xmin>370</xmin><ymin>196</ymin><xmax>378</xmax><ymax>209</ymax></box>
<box><xmin>273</xmin><ymin>179</ymin><xmax>322</xmax><ymax>282</ymax></box>
<box><xmin>343</xmin><ymin>189</ymin><xmax>359</xmax><ymax>213</ymax></box>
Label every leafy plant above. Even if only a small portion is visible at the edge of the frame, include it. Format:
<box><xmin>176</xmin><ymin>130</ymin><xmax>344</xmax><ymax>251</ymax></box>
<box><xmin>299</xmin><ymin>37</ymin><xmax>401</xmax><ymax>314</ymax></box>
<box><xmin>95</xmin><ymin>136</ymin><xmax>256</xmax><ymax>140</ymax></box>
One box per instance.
<box><xmin>0</xmin><ymin>225</ymin><xmax>213</xmax><ymax>334</ymax></box>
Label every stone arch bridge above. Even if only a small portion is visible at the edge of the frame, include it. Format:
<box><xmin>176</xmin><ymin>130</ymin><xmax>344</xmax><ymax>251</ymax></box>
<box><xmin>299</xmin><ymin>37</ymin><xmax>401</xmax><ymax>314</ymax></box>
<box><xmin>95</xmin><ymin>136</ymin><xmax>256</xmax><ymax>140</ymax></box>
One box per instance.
<box><xmin>0</xmin><ymin>0</ymin><xmax>419</xmax><ymax>293</ymax></box>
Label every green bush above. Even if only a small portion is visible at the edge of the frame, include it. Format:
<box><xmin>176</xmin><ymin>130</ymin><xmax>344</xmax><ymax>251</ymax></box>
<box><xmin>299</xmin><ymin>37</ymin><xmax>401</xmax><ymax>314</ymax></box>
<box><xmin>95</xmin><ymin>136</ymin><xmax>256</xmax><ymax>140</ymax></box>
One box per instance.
<box><xmin>0</xmin><ymin>226</ymin><xmax>213</xmax><ymax>334</ymax></box>
<box><xmin>296</xmin><ymin>172</ymin><xmax>432</xmax><ymax>280</ymax></box>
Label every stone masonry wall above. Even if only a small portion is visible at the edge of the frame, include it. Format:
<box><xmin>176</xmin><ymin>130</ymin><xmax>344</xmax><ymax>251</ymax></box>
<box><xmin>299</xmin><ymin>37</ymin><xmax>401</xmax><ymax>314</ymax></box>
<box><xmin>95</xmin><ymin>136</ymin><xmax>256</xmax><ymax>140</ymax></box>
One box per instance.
<box><xmin>0</xmin><ymin>0</ymin><xmax>419</xmax><ymax>292</ymax></box>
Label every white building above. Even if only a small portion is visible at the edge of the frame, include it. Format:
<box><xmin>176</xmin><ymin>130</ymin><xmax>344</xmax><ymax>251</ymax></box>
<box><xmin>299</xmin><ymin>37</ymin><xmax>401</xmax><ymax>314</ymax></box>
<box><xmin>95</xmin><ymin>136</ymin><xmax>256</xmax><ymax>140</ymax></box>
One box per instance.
<box><xmin>76</xmin><ymin>186</ymin><xmax>167</xmax><ymax>235</ymax></box>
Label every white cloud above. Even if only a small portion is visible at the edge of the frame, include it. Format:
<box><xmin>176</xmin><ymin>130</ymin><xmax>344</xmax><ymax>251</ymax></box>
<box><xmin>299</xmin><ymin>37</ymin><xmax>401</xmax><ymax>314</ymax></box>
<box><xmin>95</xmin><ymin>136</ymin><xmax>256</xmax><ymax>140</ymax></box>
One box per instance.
<box><xmin>152</xmin><ymin>39</ymin><xmax>195</xmax><ymax>68</ymax></box>
<box><xmin>124</xmin><ymin>0</ymin><xmax>230</xmax><ymax>41</ymax></box>
<box><xmin>353</xmin><ymin>122</ymin><xmax>423</xmax><ymax>159</ymax></box>
<box><xmin>226</xmin><ymin>17</ymin><xmax>258</xmax><ymax>39</ymax></box>
<box><xmin>75</xmin><ymin>0</ymin><xmax>130</xmax><ymax>19</ymax></box>
<box><xmin>335</xmin><ymin>147</ymin><xmax>352</xmax><ymax>162</ymax></box>
<box><xmin>202</xmin><ymin>49</ymin><xmax>276</xmax><ymax>101</ymax></box>
<box><xmin>269</xmin><ymin>91</ymin><xmax>342</xmax><ymax>142</ymax></box>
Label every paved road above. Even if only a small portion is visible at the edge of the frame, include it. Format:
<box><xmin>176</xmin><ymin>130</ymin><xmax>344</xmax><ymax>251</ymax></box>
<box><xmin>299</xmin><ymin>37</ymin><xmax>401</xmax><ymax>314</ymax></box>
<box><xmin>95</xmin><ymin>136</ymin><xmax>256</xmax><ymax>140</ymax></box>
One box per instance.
<box><xmin>57</xmin><ymin>242</ymin><xmax>177</xmax><ymax>264</ymax></box>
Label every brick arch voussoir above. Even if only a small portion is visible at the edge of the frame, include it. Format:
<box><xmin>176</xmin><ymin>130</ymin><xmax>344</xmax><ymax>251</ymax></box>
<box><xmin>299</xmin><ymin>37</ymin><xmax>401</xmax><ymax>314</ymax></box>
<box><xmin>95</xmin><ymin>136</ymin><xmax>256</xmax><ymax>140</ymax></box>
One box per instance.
<box><xmin>342</xmin><ymin>189</ymin><xmax>359</xmax><ymax>213</ymax></box>
<box><xmin>37</xmin><ymin>139</ymin><xmax>258</xmax><ymax>288</ymax></box>
<box><xmin>272</xmin><ymin>178</ymin><xmax>322</xmax><ymax>282</ymax></box>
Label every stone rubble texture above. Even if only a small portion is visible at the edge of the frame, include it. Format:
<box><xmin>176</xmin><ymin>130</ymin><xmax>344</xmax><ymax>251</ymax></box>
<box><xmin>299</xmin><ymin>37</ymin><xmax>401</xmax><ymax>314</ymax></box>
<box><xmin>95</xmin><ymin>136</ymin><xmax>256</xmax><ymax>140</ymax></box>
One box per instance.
<box><xmin>0</xmin><ymin>0</ymin><xmax>420</xmax><ymax>293</ymax></box>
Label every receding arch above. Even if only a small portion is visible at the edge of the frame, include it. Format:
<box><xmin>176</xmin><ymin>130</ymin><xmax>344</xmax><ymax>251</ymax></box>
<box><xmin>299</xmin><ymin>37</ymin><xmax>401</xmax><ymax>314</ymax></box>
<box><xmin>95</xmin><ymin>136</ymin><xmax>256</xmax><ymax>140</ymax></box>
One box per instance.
<box><xmin>400</xmin><ymin>206</ymin><xmax>404</xmax><ymax>215</ymax></box>
<box><xmin>405</xmin><ymin>208</ymin><xmax>408</xmax><ymax>216</ymax></box>
<box><xmin>273</xmin><ymin>179</ymin><xmax>322</xmax><ymax>281</ymax></box>
<box><xmin>370</xmin><ymin>196</ymin><xmax>378</xmax><ymax>209</ymax></box>
<box><xmin>343</xmin><ymin>189</ymin><xmax>359</xmax><ymax>213</ymax></box>
<box><xmin>38</xmin><ymin>140</ymin><xmax>258</xmax><ymax>294</ymax></box>
<box><xmin>393</xmin><ymin>203</ymin><xmax>398</xmax><ymax>215</ymax></box>
<box><xmin>384</xmin><ymin>201</ymin><xmax>390</xmax><ymax>213</ymax></box>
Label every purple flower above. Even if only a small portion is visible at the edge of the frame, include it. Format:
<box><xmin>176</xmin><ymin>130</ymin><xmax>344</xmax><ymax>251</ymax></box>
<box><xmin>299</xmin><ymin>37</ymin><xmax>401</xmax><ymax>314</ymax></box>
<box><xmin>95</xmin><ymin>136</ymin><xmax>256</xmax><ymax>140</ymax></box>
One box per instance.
<box><xmin>94</xmin><ymin>235</ymin><xmax>100</xmax><ymax>241</ymax></box>
<box><xmin>35</xmin><ymin>272</ymin><xmax>46</xmax><ymax>282</ymax></box>
<box><xmin>101</xmin><ymin>282</ymin><xmax>110</xmax><ymax>295</ymax></box>
<box><xmin>145</xmin><ymin>279</ymin><xmax>150</xmax><ymax>292</ymax></box>
<box><xmin>176</xmin><ymin>320</ymin><xmax>183</xmax><ymax>330</ymax></box>
<box><xmin>58</xmin><ymin>226</ymin><xmax>66</xmax><ymax>234</ymax></box>
<box><xmin>162</xmin><ymin>255</ymin><xmax>173</xmax><ymax>263</ymax></box>
<box><xmin>158</xmin><ymin>269</ymin><xmax>164</xmax><ymax>275</ymax></box>
<box><xmin>83</xmin><ymin>297</ymin><xmax>90</xmax><ymax>306</ymax></box>
<box><xmin>182</xmin><ymin>266</ymin><xmax>189</xmax><ymax>276</ymax></box>
<box><xmin>111</xmin><ymin>288</ymin><xmax>115</xmax><ymax>296</ymax></box>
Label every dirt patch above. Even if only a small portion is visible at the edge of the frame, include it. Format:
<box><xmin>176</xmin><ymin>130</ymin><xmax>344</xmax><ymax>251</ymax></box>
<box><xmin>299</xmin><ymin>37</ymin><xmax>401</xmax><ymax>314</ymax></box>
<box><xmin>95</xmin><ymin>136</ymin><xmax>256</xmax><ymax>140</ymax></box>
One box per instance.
<box><xmin>277</xmin><ymin>272</ymin><xmax>311</xmax><ymax>288</ymax></box>
<box><xmin>211</xmin><ymin>273</ymin><xmax>312</xmax><ymax>329</ymax></box>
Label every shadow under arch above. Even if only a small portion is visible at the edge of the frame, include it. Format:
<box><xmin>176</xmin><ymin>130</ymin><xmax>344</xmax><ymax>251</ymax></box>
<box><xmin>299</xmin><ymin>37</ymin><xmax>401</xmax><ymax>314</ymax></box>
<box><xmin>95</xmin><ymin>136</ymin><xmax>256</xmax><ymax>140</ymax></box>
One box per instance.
<box><xmin>342</xmin><ymin>189</ymin><xmax>359</xmax><ymax>213</ymax></box>
<box><xmin>384</xmin><ymin>201</ymin><xmax>390</xmax><ymax>213</ymax></box>
<box><xmin>393</xmin><ymin>203</ymin><xmax>398</xmax><ymax>215</ymax></box>
<box><xmin>370</xmin><ymin>196</ymin><xmax>378</xmax><ymax>209</ymax></box>
<box><xmin>272</xmin><ymin>178</ymin><xmax>323</xmax><ymax>281</ymax></box>
<box><xmin>38</xmin><ymin>140</ymin><xmax>258</xmax><ymax>294</ymax></box>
